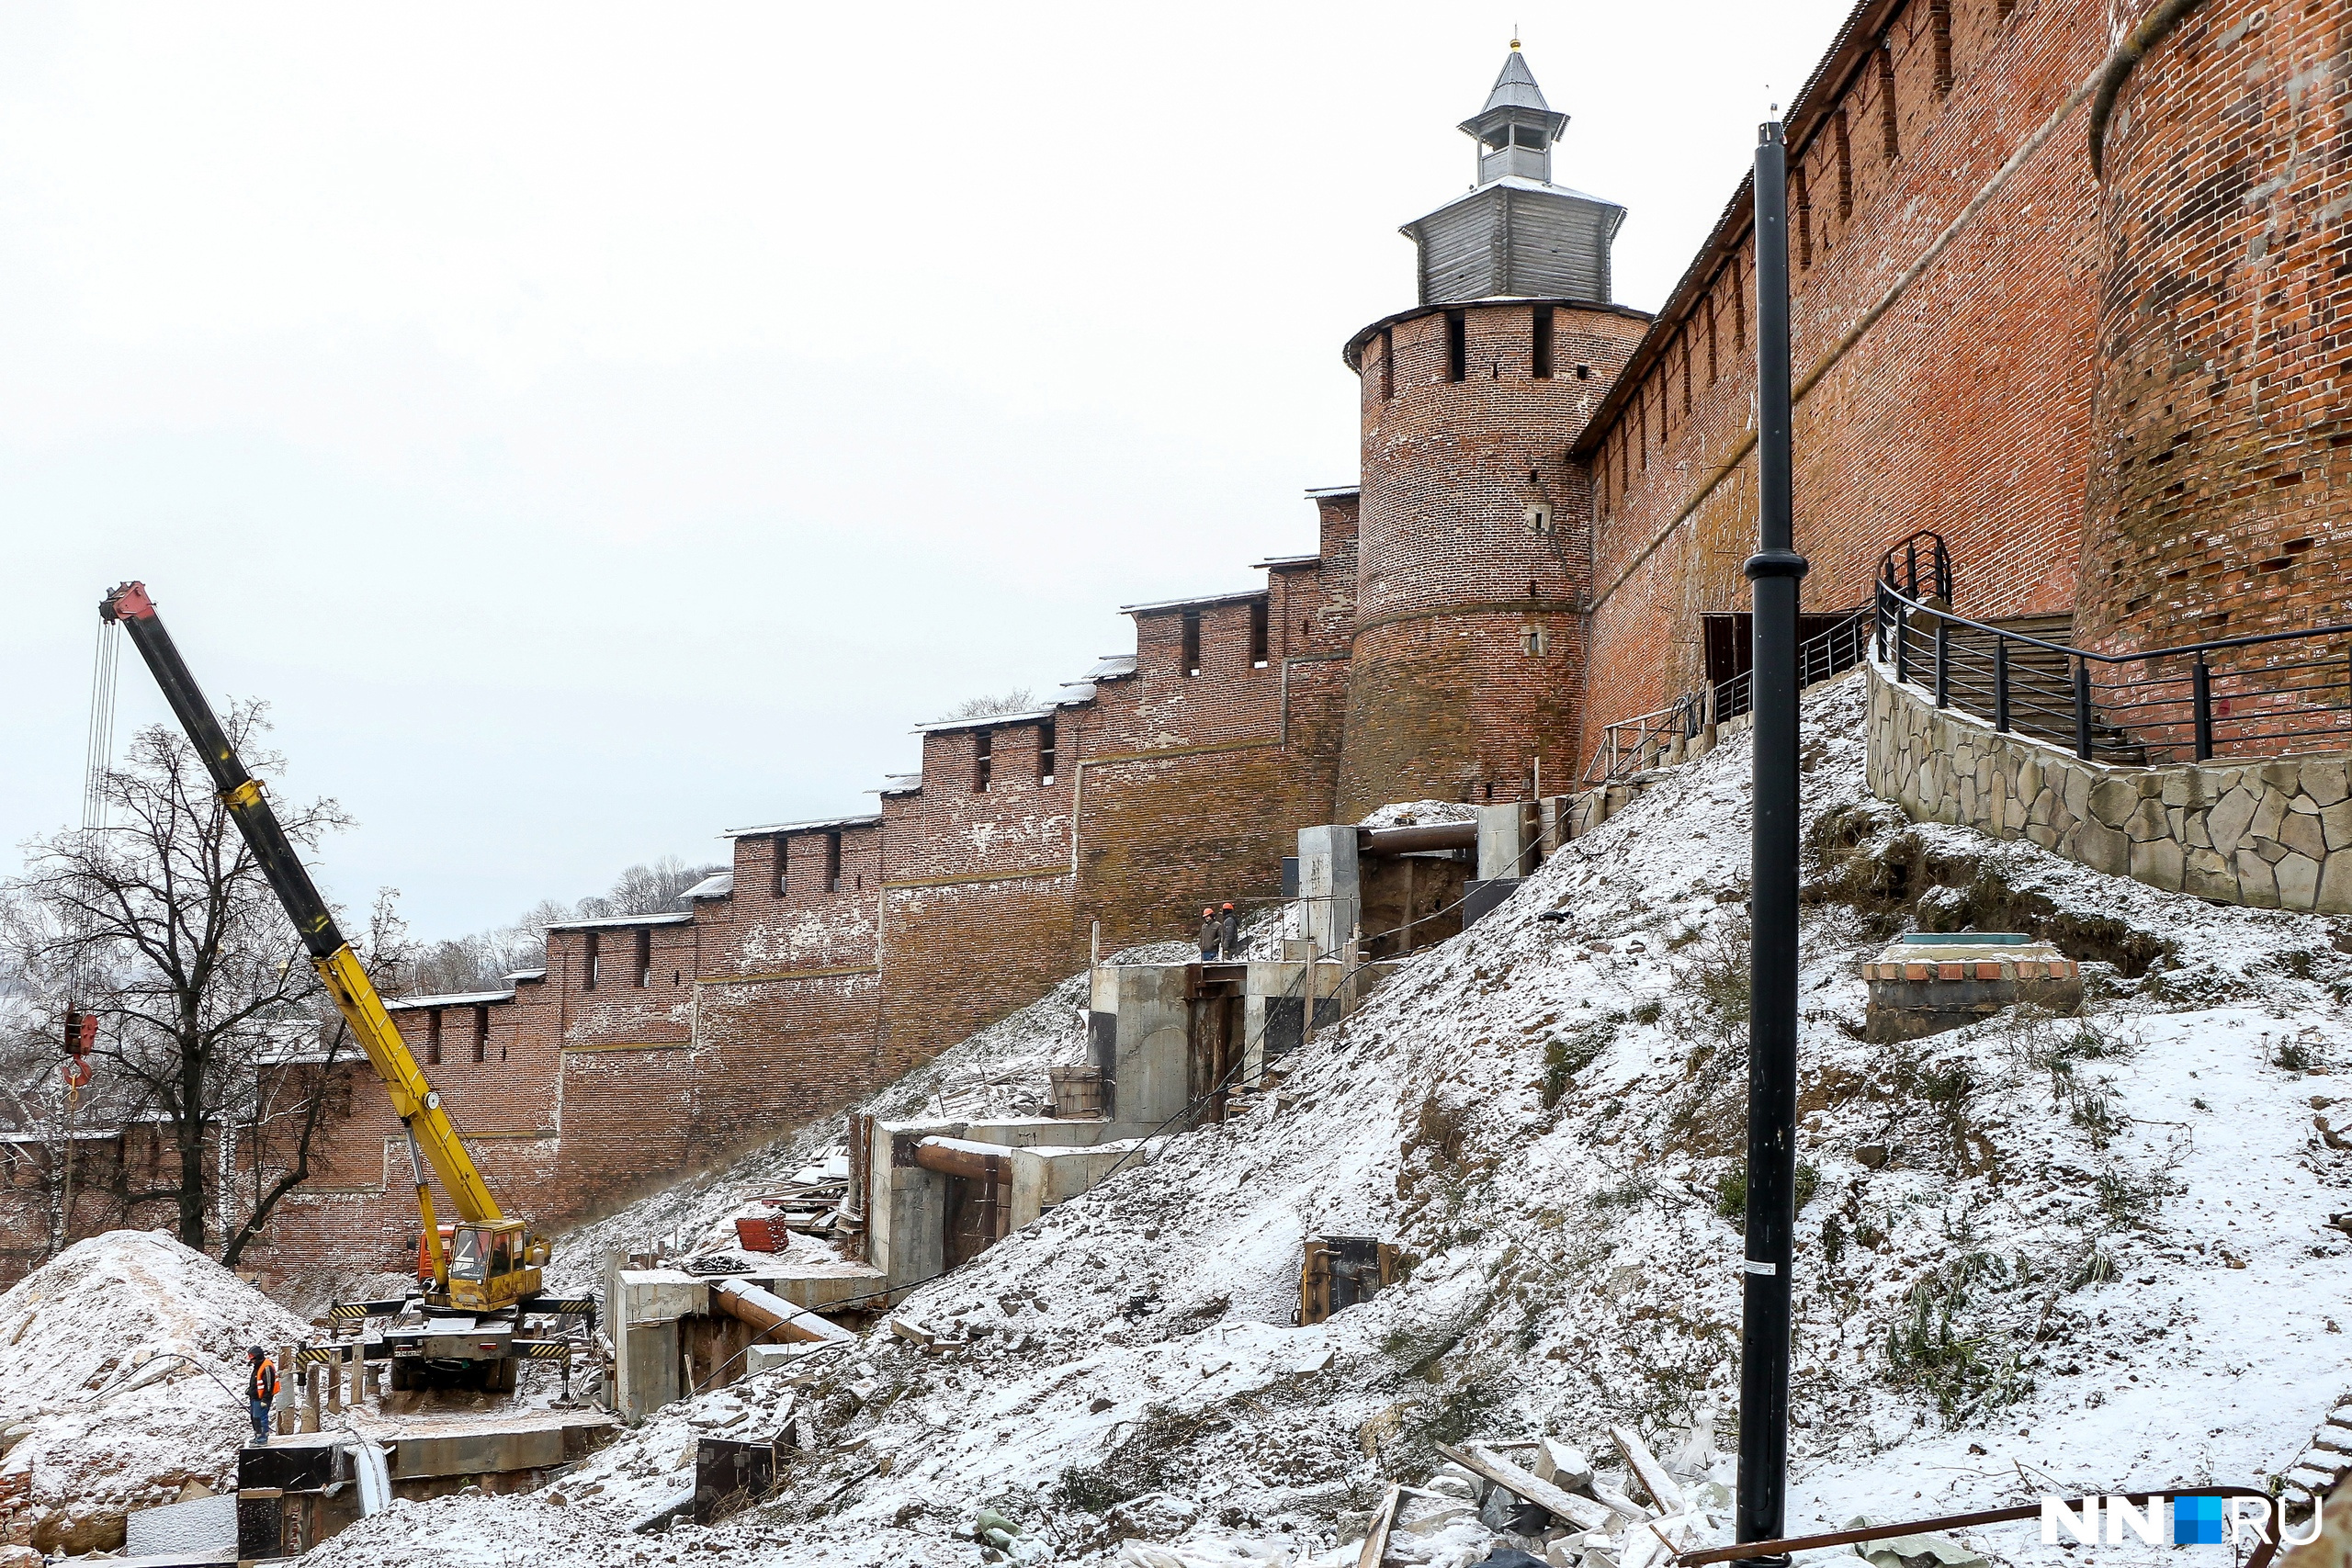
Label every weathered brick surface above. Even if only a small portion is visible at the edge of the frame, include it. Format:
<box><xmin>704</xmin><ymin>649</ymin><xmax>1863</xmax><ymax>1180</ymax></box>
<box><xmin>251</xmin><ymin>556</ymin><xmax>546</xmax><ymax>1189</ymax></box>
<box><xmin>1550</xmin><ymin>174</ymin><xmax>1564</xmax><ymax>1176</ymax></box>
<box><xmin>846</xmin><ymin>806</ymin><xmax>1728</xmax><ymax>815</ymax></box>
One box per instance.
<box><xmin>1577</xmin><ymin>0</ymin><xmax>2109</xmax><ymax>753</ymax></box>
<box><xmin>1342</xmin><ymin>300</ymin><xmax>1647</xmax><ymax>812</ymax></box>
<box><xmin>2075</xmin><ymin>0</ymin><xmax>2352</xmax><ymax>658</ymax></box>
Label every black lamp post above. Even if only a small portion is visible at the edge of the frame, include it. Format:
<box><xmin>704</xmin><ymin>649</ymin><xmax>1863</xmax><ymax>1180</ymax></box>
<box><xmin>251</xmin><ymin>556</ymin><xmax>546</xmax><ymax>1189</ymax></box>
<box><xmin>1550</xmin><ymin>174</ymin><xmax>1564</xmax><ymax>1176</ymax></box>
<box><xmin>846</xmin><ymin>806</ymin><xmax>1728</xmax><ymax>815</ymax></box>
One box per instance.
<box><xmin>1736</xmin><ymin>117</ymin><xmax>1806</xmax><ymax>1568</ymax></box>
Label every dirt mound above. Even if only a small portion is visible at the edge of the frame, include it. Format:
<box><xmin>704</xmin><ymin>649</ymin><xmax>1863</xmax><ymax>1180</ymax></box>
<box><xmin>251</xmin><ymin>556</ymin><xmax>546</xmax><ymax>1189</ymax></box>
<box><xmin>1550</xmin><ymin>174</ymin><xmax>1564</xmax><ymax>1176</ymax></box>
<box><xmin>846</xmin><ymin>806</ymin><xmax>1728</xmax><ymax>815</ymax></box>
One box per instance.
<box><xmin>0</xmin><ymin>1230</ymin><xmax>307</xmax><ymax>1552</ymax></box>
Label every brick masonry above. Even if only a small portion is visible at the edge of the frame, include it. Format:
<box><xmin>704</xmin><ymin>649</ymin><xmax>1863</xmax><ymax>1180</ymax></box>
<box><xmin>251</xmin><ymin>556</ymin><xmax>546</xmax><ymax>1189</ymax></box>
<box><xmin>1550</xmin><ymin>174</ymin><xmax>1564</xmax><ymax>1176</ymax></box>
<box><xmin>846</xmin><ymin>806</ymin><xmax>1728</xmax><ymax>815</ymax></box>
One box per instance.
<box><xmin>34</xmin><ymin>0</ymin><xmax>2352</xmax><ymax>1287</ymax></box>
<box><xmin>2074</xmin><ymin>0</ymin><xmax>2352</xmax><ymax>656</ymax></box>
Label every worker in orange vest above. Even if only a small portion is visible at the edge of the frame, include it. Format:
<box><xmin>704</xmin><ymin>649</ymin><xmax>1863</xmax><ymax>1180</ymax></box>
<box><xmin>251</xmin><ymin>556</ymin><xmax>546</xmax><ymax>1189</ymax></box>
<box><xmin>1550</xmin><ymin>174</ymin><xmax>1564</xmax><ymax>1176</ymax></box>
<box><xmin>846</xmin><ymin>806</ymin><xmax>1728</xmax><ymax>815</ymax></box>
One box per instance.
<box><xmin>246</xmin><ymin>1348</ymin><xmax>277</xmax><ymax>1443</ymax></box>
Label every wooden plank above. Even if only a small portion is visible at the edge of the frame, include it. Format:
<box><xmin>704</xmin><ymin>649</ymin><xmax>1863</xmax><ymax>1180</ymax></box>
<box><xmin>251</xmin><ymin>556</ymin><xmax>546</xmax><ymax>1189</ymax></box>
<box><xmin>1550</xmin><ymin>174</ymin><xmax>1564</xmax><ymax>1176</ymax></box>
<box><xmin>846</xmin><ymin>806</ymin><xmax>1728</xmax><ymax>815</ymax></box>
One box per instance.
<box><xmin>1357</xmin><ymin>1483</ymin><xmax>1401</xmax><ymax>1568</ymax></box>
<box><xmin>1611</xmin><ymin>1425</ymin><xmax>1688</xmax><ymax>1516</ymax></box>
<box><xmin>1592</xmin><ymin>1477</ymin><xmax>1653</xmax><ymax>1523</ymax></box>
<box><xmin>1435</xmin><ymin>1441</ymin><xmax>1614</xmax><ymax>1533</ymax></box>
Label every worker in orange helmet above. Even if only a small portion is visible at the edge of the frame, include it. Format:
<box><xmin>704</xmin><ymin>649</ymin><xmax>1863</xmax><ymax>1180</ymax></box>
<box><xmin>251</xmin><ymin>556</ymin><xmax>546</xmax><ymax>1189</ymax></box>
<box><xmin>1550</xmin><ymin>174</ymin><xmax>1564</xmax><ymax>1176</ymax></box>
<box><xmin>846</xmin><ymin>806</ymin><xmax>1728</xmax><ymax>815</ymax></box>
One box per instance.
<box><xmin>1218</xmin><ymin>902</ymin><xmax>1240</xmax><ymax>960</ymax></box>
<box><xmin>1197</xmin><ymin>908</ymin><xmax>1219</xmax><ymax>962</ymax></box>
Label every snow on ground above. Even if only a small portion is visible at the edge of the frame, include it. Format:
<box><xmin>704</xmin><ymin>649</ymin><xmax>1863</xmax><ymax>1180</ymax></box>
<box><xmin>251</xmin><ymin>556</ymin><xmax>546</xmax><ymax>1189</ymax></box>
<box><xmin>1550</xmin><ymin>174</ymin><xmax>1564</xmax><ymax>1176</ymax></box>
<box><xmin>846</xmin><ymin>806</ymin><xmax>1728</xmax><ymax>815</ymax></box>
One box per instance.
<box><xmin>324</xmin><ymin>671</ymin><xmax>2352</xmax><ymax>1565</ymax></box>
<box><xmin>0</xmin><ymin>1230</ymin><xmax>310</xmax><ymax>1551</ymax></box>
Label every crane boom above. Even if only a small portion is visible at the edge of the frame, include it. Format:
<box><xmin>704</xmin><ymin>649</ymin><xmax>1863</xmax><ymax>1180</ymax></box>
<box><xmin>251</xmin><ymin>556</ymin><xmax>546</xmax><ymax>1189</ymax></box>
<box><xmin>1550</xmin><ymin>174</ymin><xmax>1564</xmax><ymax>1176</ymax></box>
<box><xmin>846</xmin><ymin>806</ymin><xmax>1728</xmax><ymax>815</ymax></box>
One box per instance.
<box><xmin>99</xmin><ymin>581</ymin><xmax>504</xmax><ymax>1231</ymax></box>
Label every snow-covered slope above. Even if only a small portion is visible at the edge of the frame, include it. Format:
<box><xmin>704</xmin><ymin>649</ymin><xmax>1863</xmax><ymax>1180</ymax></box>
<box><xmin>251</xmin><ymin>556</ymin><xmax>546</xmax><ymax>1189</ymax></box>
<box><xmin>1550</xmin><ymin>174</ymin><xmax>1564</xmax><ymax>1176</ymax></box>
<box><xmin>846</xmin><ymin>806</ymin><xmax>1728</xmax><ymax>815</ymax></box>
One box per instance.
<box><xmin>0</xmin><ymin>1231</ymin><xmax>310</xmax><ymax>1552</ymax></box>
<box><xmin>305</xmin><ymin>672</ymin><xmax>2352</xmax><ymax>1567</ymax></box>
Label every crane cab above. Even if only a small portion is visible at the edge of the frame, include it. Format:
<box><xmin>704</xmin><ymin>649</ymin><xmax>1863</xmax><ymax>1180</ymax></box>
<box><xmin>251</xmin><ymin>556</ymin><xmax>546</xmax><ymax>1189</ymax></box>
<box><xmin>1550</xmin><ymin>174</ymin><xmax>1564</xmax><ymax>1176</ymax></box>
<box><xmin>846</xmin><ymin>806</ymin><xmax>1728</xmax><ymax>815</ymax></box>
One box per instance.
<box><xmin>432</xmin><ymin>1220</ymin><xmax>546</xmax><ymax>1313</ymax></box>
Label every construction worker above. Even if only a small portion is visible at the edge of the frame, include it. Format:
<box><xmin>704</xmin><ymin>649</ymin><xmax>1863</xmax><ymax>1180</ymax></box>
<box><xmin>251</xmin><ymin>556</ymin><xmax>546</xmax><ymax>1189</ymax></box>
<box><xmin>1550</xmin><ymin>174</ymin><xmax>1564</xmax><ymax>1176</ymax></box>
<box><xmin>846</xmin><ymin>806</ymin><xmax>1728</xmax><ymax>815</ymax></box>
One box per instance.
<box><xmin>246</xmin><ymin>1348</ymin><xmax>277</xmax><ymax>1443</ymax></box>
<box><xmin>1218</xmin><ymin>902</ymin><xmax>1240</xmax><ymax>960</ymax></box>
<box><xmin>1197</xmin><ymin>907</ymin><xmax>1219</xmax><ymax>961</ymax></box>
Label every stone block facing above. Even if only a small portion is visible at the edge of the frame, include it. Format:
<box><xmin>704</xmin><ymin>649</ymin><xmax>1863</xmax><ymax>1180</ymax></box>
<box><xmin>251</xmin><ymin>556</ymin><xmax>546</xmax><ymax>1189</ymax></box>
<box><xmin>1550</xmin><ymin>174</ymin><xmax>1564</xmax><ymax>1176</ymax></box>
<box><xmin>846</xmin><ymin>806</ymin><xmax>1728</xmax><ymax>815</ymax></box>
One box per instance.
<box><xmin>1867</xmin><ymin>662</ymin><xmax>2352</xmax><ymax>913</ymax></box>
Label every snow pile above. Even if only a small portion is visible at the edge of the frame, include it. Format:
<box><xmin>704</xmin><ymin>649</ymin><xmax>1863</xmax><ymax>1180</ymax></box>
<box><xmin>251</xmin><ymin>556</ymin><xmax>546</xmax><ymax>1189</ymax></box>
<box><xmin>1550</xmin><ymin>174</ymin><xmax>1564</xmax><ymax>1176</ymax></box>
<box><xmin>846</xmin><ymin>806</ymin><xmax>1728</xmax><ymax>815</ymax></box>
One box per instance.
<box><xmin>0</xmin><ymin>1230</ymin><xmax>308</xmax><ymax>1552</ymax></box>
<box><xmin>298</xmin><ymin>1492</ymin><xmax>636</xmax><ymax>1568</ymax></box>
<box><xmin>374</xmin><ymin>671</ymin><xmax>2346</xmax><ymax>1566</ymax></box>
<box><xmin>1359</xmin><ymin>801</ymin><xmax>1481</xmax><ymax>829</ymax></box>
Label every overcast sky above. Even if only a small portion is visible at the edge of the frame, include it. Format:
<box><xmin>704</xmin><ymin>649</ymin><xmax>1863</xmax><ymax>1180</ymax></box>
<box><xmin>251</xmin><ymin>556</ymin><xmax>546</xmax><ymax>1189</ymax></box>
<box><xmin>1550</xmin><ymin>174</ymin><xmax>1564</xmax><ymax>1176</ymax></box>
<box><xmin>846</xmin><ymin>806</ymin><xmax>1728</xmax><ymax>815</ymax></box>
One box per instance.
<box><xmin>0</xmin><ymin>1</ymin><xmax>1854</xmax><ymax>942</ymax></box>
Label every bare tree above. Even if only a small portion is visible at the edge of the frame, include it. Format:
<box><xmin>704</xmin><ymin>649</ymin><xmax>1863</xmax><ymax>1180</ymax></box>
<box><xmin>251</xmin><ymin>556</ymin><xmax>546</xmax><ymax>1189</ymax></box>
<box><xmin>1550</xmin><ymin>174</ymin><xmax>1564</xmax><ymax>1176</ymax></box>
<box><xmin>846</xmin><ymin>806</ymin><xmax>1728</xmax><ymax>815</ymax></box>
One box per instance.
<box><xmin>575</xmin><ymin>856</ymin><xmax>722</xmax><ymax>919</ymax></box>
<box><xmin>2</xmin><ymin>705</ymin><xmax>353</xmax><ymax>1256</ymax></box>
<box><xmin>941</xmin><ymin>687</ymin><xmax>1037</xmax><ymax>720</ymax></box>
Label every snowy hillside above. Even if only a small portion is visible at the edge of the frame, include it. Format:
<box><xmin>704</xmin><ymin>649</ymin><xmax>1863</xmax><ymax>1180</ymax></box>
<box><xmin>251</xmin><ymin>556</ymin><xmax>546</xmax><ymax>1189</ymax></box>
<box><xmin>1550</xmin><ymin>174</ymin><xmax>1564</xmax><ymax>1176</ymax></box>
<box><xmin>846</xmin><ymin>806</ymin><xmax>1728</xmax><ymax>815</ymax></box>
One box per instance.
<box><xmin>304</xmin><ymin>671</ymin><xmax>2352</xmax><ymax>1567</ymax></box>
<box><xmin>0</xmin><ymin>1231</ymin><xmax>311</xmax><ymax>1553</ymax></box>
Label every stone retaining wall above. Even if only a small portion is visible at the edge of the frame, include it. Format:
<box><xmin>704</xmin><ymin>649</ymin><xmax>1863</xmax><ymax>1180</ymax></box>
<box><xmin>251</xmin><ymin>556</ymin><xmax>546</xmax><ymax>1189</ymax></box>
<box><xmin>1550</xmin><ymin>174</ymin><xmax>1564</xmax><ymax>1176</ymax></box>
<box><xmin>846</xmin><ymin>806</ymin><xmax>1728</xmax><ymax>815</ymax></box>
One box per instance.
<box><xmin>1866</xmin><ymin>662</ymin><xmax>2352</xmax><ymax>914</ymax></box>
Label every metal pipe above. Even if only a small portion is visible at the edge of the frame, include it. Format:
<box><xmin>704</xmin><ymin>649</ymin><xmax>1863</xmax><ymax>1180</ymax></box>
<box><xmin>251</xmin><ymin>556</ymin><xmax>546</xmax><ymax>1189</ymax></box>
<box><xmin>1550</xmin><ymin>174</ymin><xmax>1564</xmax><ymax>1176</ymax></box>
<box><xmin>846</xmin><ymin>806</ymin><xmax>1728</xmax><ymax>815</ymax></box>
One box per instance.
<box><xmin>910</xmin><ymin>1135</ymin><xmax>1010</xmax><ymax>1183</ymax></box>
<box><xmin>1357</xmin><ymin>821</ymin><xmax>1477</xmax><ymax>856</ymax></box>
<box><xmin>711</xmin><ymin>1279</ymin><xmax>854</xmax><ymax>1345</ymax></box>
<box><xmin>1736</xmin><ymin>117</ymin><xmax>1804</xmax><ymax>1568</ymax></box>
<box><xmin>2074</xmin><ymin>660</ymin><xmax>2095</xmax><ymax>761</ymax></box>
<box><xmin>1993</xmin><ymin>639</ymin><xmax>2010</xmax><ymax>733</ymax></box>
<box><xmin>1933</xmin><ymin>620</ymin><xmax>1950</xmax><ymax>708</ymax></box>
<box><xmin>2192</xmin><ymin>657</ymin><xmax>2213</xmax><ymax>761</ymax></box>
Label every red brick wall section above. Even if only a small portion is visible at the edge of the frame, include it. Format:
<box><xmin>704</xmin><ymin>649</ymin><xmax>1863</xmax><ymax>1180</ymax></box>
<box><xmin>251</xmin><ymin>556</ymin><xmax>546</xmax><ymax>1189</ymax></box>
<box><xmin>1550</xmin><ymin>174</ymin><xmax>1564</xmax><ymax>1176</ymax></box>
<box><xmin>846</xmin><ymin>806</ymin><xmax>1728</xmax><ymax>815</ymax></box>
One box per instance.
<box><xmin>1344</xmin><ymin>300</ymin><xmax>1647</xmax><ymax>813</ymax></box>
<box><xmin>1578</xmin><ymin>0</ymin><xmax>2109</xmax><ymax>754</ymax></box>
<box><xmin>2075</xmin><ymin>0</ymin><xmax>2352</xmax><ymax>657</ymax></box>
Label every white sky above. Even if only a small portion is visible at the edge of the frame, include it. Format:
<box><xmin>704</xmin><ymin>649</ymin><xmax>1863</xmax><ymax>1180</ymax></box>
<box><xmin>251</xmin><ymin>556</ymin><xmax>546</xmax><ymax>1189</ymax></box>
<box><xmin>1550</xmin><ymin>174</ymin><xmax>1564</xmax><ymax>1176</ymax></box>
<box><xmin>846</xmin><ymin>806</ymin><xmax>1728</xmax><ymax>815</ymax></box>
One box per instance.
<box><xmin>0</xmin><ymin>1</ymin><xmax>1855</xmax><ymax>941</ymax></box>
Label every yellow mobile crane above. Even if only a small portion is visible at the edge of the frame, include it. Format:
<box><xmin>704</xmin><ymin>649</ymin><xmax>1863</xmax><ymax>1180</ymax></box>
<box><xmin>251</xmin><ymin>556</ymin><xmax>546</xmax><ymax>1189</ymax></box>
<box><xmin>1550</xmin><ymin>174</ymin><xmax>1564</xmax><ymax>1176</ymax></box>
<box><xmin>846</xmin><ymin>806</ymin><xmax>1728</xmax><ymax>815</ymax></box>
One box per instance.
<box><xmin>101</xmin><ymin>582</ymin><xmax>591</xmax><ymax>1390</ymax></box>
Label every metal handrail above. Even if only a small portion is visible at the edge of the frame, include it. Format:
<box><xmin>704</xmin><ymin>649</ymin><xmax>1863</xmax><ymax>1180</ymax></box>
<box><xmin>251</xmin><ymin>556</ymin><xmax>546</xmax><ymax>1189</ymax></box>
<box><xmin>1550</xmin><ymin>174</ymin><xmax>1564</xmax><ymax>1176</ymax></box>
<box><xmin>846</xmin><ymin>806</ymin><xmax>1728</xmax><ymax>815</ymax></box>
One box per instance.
<box><xmin>1872</xmin><ymin>534</ymin><xmax>2352</xmax><ymax>765</ymax></box>
<box><xmin>1879</xmin><ymin>579</ymin><xmax>2352</xmax><ymax>666</ymax></box>
<box><xmin>1581</xmin><ymin>605</ymin><xmax>1872</xmax><ymax>787</ymax></box>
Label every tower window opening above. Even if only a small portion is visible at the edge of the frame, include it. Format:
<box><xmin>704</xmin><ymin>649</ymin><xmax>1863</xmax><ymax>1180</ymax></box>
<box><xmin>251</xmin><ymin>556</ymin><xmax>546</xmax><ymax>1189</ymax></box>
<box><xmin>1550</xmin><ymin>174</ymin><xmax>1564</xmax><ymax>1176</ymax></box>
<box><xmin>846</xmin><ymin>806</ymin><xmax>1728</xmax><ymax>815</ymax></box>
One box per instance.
<box><xmin>1378</xmin><ymin>328</ymin><xmax>1395</xmax><ymax>400</ymax></box>
<box><xmin>973</xmin><ymin>728</ymin><xmax>993</xmax><ymax>793</ymax></box>
<box><xmin>1532</xmin><ymin>306</ymin><xmax>1554</xmax><ymax>378</ymax></box>
<box><xmin>1878</xmin><ymin>42</ymin><xmax>1900</xmax><ymax>160</ymax></box>
<box><xmin>773</xmin><ymin>835</ymin><xmax>788</xmax><ymax>897</ymax></box>
<box><xmin>473</xmin><ymin>1005</ymin><xmax>489</xmax><ymax>1064</ymax></box>
<box><xmin>1930</xmin><ymin>0</ymin><xmax>1952</xmax><ymax>94</ymax></box>
<box><xmin>1248</xmin><ymin>598</ymin><xmax>1269</xmax><ymax>667</ymax></box>
<box><xmin>1733</xmin><ymin>258</ymin><xmax>1747</xmax><ymax>348</ymax></box>
<box><xmin>1705</xmin><ymin>296</ymin><xmax>1720</xmax><ymax>383</ymax></box>
<box><xmin>1444</xmin><ymin>310</ymin><xmax>1467</xmax><ymax>383</ymax></box>
<box><xmin>425</xmin><ymin>1008</ymin><xmax>443</xmax><ymax>1066</ymax></box>
<box><xmin>1037</xmin><ymin>717</ymin><xmax>1057</xmax><ymax>784</ymax></box>
<box><xmin>1528</xmin><ymin>578</ymin><xmax>1541</xmax><ymax>599</ymax></box>
<box><xmin>634</xmin><ymin>926</ymin><xmax>652</xmax><ymax>988</ymax></box>
<box><xmin>1526</xmin><ymin>505</ymin><xmax>1553</xmax><ymax>536</ymax></box>
<box><xmin>1181</xmin><ymin>611</ymin><xmax>1202</xmax><ymax>677</ymax></box>
<box><xmin>582</xmin><ymin>931</ymin><xmax>599</xmax><ymax>991</ymax></box>
<box><xmin>824</xmin><ymin>830</ymin><xmax>842</xmax><ymax>893</ymax></box>
<box><xmin>1575</xmin><ymin>363</ymin><xmax>1589</xmax><ymax>379</ymax></box>
<box><xmin>1523</xmin><ymin>626</ymin><xmax>1549</xmax><ymax>656</ymax></box>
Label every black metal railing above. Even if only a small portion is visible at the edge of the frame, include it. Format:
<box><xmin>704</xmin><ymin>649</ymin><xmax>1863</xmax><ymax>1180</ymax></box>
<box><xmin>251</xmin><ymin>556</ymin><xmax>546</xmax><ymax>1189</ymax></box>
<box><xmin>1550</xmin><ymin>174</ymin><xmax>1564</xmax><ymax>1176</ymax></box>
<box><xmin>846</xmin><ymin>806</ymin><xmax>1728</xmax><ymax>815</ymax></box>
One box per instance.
<box><xmin>1582</xmin><ymin>606</ymin><xmax>1872</xmax><ymax>786</ymax></box>
<box><xmin>1713</xmin><ymin>606</ymin><xmax>1871</xmax><ymax>725</ymax></box>
<box><xmin>1873</xmin><ymin>533</ymin><xmax>2352</xmax><ymax>765</ymax></box>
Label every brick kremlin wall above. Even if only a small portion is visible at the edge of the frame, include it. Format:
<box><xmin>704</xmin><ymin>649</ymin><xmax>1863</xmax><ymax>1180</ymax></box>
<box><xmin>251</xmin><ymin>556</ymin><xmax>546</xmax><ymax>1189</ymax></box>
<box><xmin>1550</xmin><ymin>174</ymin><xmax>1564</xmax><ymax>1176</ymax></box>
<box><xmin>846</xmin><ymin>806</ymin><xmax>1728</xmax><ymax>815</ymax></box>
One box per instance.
<box><xmin>215</xmin><ymin>504</ymin><xmax>1364</xmax><ymax>1282</ymax></box>
<box><xmin>1574</xmin><ymin>0</ymin><xmax>2112</xmax><ymax>749</ymax></box>
<box><xmin>1341</xmin><ymin>300</ymin><xmax>1647</xmax><ymax>813</ymax></box>
<box><xmin>2074</xmin><ymin>0</ymin><xmax>2352</xmax><ymax>658</ymax></box>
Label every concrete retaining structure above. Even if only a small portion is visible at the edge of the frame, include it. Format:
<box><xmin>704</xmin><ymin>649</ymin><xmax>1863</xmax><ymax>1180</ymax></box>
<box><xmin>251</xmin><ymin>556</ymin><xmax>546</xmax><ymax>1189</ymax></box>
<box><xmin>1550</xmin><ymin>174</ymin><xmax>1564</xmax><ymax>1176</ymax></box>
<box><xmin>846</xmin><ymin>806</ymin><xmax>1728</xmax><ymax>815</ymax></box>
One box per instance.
<box><xmin>1867</xmin><ymin>661</ymin><xmax>2352</xmax><ymax>913</ymax></box>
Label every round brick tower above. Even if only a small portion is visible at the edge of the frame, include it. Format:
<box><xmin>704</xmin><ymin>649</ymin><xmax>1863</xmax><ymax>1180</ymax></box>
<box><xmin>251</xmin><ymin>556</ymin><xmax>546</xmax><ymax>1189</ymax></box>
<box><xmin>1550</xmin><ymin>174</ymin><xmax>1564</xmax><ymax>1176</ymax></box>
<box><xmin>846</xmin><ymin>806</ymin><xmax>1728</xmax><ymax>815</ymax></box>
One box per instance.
<box><xmin>2073</xmin><ymin>0</ymin><xmax>2352</xmax><ymax>656</ymax></box>
<box><xmin>1335</xmin><ymin>47</ymin><xmax>1648</xmax><ymax>818</ymax></box>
